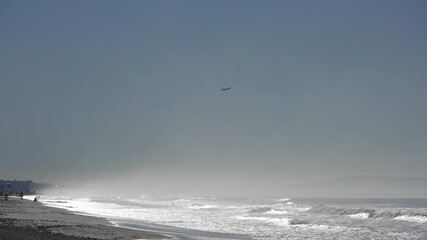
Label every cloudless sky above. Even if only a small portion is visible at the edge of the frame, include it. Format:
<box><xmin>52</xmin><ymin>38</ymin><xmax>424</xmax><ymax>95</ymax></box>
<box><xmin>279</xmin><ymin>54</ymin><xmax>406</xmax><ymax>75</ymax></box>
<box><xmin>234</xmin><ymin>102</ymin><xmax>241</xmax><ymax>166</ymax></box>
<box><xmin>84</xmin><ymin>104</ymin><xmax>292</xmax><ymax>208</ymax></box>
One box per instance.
<box><xmin>1</xmin><ymin>0</ymin><xmax>426</xmax><ymax>196</ymax></box>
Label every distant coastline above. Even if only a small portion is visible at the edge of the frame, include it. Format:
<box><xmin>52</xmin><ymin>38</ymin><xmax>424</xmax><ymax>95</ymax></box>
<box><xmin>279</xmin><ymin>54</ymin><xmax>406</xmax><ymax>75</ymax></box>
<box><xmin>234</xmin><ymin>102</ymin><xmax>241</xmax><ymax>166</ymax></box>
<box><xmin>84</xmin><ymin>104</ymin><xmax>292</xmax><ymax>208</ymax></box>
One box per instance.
<box><xmin>0</xmin><ymin>179</ymin><xmax>54</xmax><ymax>197</ymax></box>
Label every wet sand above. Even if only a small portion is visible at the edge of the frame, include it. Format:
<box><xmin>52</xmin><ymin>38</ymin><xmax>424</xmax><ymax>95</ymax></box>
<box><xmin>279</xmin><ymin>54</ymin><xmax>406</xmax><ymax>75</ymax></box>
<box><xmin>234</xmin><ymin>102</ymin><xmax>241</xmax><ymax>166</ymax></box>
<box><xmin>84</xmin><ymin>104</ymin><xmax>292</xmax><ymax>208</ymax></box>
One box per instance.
<box><xmin>0</xmin><ymin>197</ymin><xmax>168</xmax><ymax>240</ymax></box>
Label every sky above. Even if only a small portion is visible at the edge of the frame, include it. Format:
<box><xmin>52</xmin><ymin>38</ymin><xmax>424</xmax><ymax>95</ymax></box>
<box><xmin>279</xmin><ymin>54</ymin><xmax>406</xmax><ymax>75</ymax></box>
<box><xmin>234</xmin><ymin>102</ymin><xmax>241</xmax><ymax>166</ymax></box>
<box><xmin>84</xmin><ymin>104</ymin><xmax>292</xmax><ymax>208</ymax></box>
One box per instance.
<box><xmin>1</xmin><ymin>1</ymin><xmax>427</xmax><ymax>197</ymax></box>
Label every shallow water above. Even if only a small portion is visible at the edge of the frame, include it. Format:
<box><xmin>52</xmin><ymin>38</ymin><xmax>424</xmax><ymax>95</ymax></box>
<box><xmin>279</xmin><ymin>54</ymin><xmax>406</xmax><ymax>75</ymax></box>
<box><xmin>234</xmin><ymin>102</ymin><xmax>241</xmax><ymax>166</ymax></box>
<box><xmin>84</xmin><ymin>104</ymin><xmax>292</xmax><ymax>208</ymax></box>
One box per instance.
<box><xmin>37</xmin><ymin>195</ymin><xmax>427</xmax><ymax>239</ymax></box>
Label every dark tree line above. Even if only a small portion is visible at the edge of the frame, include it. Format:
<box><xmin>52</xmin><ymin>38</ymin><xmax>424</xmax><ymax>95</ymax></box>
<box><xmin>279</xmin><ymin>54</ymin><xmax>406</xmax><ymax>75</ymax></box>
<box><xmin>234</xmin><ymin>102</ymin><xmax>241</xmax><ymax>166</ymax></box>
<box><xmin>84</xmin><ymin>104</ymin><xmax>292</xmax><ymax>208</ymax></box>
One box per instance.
<box><xmin>0</xmin><ymin>179</ymin><xmax>53</xmax><ymax>196</ymax></box>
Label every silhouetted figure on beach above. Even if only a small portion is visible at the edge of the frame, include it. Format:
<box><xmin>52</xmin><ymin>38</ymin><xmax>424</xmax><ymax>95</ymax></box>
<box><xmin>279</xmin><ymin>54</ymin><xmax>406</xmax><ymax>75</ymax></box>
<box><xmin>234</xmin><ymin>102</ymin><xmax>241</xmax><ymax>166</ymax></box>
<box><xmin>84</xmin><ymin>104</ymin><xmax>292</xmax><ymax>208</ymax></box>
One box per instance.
<box><xmin>19</xmin><ymin>191</ymin><xmax>24</xmax><ymax>200</ymax></box>
<box><xmin>34</xmin><ymin>196</ymin><xmax>38</xmax><ymax>202</ymax></box>
<box><xmin>4</xmin><ymin>193</ymin><xmax>8</xmax><ymax>201</ymax></box>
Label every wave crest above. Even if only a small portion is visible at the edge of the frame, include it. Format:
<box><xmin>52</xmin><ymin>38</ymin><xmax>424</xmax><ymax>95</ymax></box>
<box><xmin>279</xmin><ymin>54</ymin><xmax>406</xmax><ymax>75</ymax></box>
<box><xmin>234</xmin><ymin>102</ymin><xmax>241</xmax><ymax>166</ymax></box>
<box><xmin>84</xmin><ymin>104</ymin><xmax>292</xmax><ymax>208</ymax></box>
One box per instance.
<box><xmin>307</xmin><ymin>205</ymin><xmax>427</xmax><ymax>222</ymax></box>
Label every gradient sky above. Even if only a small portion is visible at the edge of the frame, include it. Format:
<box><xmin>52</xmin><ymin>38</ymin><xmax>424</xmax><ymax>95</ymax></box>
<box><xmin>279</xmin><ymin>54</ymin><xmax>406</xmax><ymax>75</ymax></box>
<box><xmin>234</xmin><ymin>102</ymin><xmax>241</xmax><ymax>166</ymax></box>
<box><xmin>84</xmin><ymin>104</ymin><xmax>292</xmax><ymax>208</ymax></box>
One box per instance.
<box><xmin>1</xmin><ymin>1</ymin><xmax>426</xmax><ymax>196</ymax></box>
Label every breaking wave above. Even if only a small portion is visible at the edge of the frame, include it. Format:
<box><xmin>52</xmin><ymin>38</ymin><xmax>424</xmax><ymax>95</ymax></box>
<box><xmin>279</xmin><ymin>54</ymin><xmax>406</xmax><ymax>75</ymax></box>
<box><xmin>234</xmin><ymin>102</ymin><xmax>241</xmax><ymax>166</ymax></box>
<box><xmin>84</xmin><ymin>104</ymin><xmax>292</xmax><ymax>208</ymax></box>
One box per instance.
<box><xmin>266</xmin><ymin>209</ymin><xmax>289</xmax><ymax>215</ymax></box>
<box><xmin>348</xmin><ymin>213</ymin><xmax>370</xmax><ymax>219</ymax></box>
<box><xmin>188</xmin><ymin>204</ymin><xmax>218</xmax><ymax>209</ymax></box>
<box><xmin>307</xmin><ymin>205</ymin><xmax>376</xmax><ymax>217</ymax></box>
<box><xmin>307</xmin><ymin>205</ymin><xmax>427</xmax><ymax>222</ymax></box>
<box><xmin>36</xmin><ymin>195</ymin><xmax>427</xmax><ymax>239</ymax></box>
<box><xmin>394</xmin><ymin>215</ymin><xmax>427</xmax><ymax>223</ymax></box>
<box><xmin>235</xmin><ymin>216</ymin><xmax>291</xmax><ymax>226</ymax></box>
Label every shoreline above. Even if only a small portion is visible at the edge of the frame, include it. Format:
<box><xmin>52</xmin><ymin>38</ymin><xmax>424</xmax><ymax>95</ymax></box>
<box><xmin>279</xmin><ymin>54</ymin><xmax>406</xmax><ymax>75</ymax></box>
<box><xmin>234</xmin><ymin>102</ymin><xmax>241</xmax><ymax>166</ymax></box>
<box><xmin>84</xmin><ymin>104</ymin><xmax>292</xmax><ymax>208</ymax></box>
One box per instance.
<box><xmin>0</xmin><ymin>197</ymin><xmax>168</xmax><ymax>240</ymax></box>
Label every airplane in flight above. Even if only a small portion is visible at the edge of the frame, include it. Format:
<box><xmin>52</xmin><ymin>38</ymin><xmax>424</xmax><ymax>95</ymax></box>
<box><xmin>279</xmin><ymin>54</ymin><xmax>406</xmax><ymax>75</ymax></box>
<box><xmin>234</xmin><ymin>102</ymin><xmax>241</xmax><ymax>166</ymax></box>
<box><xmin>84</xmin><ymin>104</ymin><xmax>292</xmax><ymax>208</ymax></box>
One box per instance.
<box><xmin>221</xmin><ymin>87</ymin><xmax>232</xmax><ymax>91</ymax></box>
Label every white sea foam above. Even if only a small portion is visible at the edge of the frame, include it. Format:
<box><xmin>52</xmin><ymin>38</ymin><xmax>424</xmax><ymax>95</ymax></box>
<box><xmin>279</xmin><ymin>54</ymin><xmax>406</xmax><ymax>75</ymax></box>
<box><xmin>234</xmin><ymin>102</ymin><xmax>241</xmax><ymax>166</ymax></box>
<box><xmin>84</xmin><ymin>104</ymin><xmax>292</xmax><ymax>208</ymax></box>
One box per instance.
<box><xmin>235</xmin><ymin>216</ymin><xmax>291</xmax><ymax>226</ymax></box>
<box><xmin>38</xmin><ymin>195</ymin><xmax>427</xmax><ymax>240</ymax></box>
<box><xmin>348</xmin><ymin>213</ymin><xmax>370</xmax><ymax>219</ymax></box>
<box><xmin>266</xmin><ymin>209</ymin><xmax>289</xmax><ymax>215</ymax></box>
<box><xmin>297</xmin><ymin>207</ymin><xmax>312</xmax><ymax>212</ymax></box>
<box><xmin>188</xmin><ymin>204</ymin><xmax>217</xmax><ymax>209</ymax></box>
<box><xmin>305</xmin><ymin>224</ymin><xmax>346</xmax><ymax>232</ymax></box>
<box><xmin>394</xmin><ymin>215</ymin><xmax>427</xmax><ymax>223</ymax></box>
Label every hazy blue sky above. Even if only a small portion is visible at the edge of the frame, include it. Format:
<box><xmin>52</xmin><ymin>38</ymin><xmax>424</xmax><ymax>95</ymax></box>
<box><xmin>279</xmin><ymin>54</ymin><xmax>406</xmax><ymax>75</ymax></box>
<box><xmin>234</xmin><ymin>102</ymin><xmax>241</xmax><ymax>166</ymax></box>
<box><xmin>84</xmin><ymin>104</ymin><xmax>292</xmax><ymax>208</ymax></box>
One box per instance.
<box><xmin>1</xmin><ymin>1</ymin><xmax>426</xmax><ymax>196</ymax></box>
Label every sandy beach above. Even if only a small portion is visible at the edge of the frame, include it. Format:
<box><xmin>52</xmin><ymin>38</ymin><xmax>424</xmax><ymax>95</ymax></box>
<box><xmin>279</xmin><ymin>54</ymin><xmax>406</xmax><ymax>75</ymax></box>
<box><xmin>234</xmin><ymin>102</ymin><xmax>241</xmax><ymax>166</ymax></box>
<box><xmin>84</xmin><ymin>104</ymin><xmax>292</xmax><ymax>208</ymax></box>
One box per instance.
<box><xmin>0</xmin><ymin>197</ymin><xmax>168</xmax><ymax>240</ymax></box>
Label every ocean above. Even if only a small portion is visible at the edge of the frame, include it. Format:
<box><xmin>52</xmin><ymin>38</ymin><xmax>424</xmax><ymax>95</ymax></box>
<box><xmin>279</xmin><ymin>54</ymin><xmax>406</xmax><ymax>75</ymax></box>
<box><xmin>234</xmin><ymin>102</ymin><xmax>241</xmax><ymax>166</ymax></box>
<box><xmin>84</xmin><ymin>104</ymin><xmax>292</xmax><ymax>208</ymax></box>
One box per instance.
<box><xmin>33</xmin><ymin>195</ymin><xmax>427</xmax><ymax>239</ymax></box>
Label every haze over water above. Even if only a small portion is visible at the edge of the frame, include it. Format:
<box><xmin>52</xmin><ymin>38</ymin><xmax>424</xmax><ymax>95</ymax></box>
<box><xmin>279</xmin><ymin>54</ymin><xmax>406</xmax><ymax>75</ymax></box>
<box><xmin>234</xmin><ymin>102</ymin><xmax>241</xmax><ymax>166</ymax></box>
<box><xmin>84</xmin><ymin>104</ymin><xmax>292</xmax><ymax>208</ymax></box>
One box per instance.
<box><xmin>3</xmin><ymin>1</ymin><xmax>427</xmax><ymax>239</ymax></box>
<box><xmin>1</xmin><ymin>0</ymin><xmax>427</xmax><ymax>197</ymax></box>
